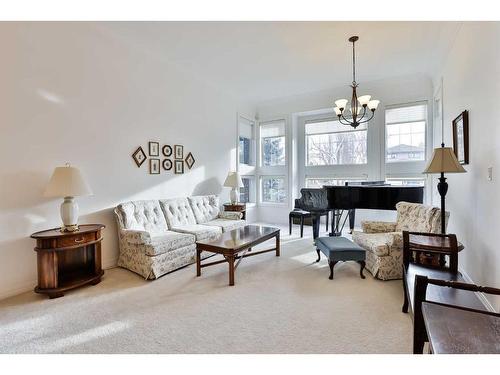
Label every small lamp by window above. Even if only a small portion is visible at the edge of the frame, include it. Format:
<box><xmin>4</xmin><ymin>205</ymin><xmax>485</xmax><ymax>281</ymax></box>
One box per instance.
<box><xmin>223</xmin><ymin>171</ymin><xmax>244</xmax><ymax>204</ymax></box>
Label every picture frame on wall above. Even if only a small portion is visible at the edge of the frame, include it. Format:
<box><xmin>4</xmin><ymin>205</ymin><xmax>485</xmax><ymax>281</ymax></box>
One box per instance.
<box><xmin>149</xmin><ymin>141</ymin><xmax>160</xmax><ymax>157</ymax></box>
<box><xmin>132</xmin><ymin>146</ymin><xmax>147</xmax><ymax>167</ymax></box>
<box><xmin>452</xmin><ymin>110</ymin><xmax>469</xmax><ymax>165</ymax></box>
<box><xmin>149</xmin><ymin>159</ymin><xmax>160</xmax><ymax>174</ymax></box>
<box><xmin>174</xmin><ymin>159</ymin><xmax>184</xmax><ymax>174</ymax></box>
<box><xmin>162</xmin><ymin>159</ymin><xmax>172</xmax><ymax>171</ymax></box>
<box><xmin>185</xmin><ymin>152</ymin><xmax>195</xmax><ymax>169</ymax></box>
<box><xmin>174</xmin><ymin>144</ymin><xmax>184</xmax><ymax>159</ymax></box>
<box><xmin>162</xmin><ymin>144</ymin><xmax>172</xmax><ymax>157</ymax></box>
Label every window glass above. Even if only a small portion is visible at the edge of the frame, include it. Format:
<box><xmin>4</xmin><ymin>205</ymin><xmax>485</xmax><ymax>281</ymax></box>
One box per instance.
<box><xmin>261</xmin><ymin>176</ymin><xmax>286</xmax><ymax>203</ymax></box>
<box><xmin>239</xmin><ymin>117</ymin><xmax>254</xmax><ymax>166</ymax></box>
<box><xmin>305</xmin><ymin>177</ymin><xmax>366</xmax><ymax>188</ymax></box>
<box><xmin>239</xmin><ymin>176</ymin><xmax>255</xmax><ymax>203</ymax></box>
<box><xmin>261</xmin><ymin>121</ymin><xmax>286</xmax><ymax>167</ymax></box>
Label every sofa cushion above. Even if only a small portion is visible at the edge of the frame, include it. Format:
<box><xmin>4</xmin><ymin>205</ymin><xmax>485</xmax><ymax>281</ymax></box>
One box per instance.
<box><xmin>202</xmin><ymin>219</ymin><xmax>246</xmax><ymax>232</ymax></box>
<box><xmin>171</xmin><ymin>224</ymin><xmax>222</xmax><ymax>241</ymax></box>
<box><xmin>160</xmin><ymin>198</ymin><xmax>198</xmax><ymax>229</ymax></box>
<box><xmin>188</xmin><ymin>195</ymin><xmax>220</xmax><ymax>223</ymax></box>
<box><xmin>120</xmin><ymin>229</ymin><xmax>196</xmax><ymax>256</ymax></box>
<box><xmin>116</xmin><ymin>200</ymin><xmax>168</xmax><ymax>233</ymax></box>
<box><xmin>352</xmin><ymin>232</ymin><xmax>390</xmax><ymax>257</ymax></box>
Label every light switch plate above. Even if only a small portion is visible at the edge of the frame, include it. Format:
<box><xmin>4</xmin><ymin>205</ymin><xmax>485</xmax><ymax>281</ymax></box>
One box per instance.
<box><xmin>488</xmin><ymin>167</ymin><xmax>493</xmax><ymax>181</ymax></box>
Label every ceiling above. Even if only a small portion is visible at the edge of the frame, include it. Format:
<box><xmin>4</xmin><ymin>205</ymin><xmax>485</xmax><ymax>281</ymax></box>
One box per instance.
<box><xmin>95</xmin><ymin>22</ymin><xmax>462</xmax><ymax>103</ymax></box>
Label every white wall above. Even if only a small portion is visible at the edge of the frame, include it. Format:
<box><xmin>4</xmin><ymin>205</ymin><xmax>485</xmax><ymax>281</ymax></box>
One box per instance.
<box><xmin>0</xmin><ymin>23</ymin><xmax>255</xmax><ymax>300</ymax></box>
<box><xmin>256</xmin><ymin>74</ymin><xmax>434</xmax><ymax>225</ymax></box>
<box><xmin>432</xmin><ymin>22</ymin><xmax>500</xmax><ymax>311</ymax></box>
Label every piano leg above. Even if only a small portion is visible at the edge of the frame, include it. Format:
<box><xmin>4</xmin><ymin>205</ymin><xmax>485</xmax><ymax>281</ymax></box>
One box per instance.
<box><xmin>349</xmin><ymin>209</ymin><xmax>355</xmax><ymax>234</ymax></box>
<box><xmin>311</xmin><ymin>213</ymin><xmax>320</xmax><ymax>241</ymax></box>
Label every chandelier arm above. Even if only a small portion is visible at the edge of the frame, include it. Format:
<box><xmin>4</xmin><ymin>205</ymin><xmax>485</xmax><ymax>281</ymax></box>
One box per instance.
<box><xmin>358</xmin><ymin>110</ymin><xmax>375</xmax><ymax>124</ymax></box>
<box><xmin>338</xmin><ymin>116</ymin><xmax>351</xmax><ymax>126</ymax></box>
<box><xmin>339</xmin><ymin>113</ymin><xmax>354</xmax><ymax>125</ymax></box>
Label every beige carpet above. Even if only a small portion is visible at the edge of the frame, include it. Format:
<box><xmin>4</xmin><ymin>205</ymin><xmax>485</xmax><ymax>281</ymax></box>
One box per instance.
<box><xmin>0</xmin><ymin>229</ymin><xmax>412</xmax><ymax>353</ymax></box>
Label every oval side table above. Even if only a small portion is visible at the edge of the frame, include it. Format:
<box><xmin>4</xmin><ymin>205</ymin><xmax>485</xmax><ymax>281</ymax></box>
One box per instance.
<box><xmin>31</xmin><ymin>224</ymin><xmax>105</xmax><ymax>299</ymax></box>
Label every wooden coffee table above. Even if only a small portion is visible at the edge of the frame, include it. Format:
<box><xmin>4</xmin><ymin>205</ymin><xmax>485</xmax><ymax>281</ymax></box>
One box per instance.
<box><xmin>196</xmin><ymin>225</ymin><xmax>280</xmax><ymax>286</ymax></box>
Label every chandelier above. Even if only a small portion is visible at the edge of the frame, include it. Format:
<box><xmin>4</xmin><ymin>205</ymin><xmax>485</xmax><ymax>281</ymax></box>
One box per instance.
<box><xmin>333</xmin><ymin>36</ymin><xmax>380</xmax><ymax>128</ymax></box>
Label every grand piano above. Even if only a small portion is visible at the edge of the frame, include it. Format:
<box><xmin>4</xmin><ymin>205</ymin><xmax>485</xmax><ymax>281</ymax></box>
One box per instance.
<box><xmin>297</xmin><ymin>181</ymin><xmax>424</xmax><ymax>239</ymax></box>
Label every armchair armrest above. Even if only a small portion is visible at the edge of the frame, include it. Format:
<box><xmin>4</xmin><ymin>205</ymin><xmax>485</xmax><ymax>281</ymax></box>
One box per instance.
<box><xmin>119</xmin><ymin>229</ymin><xmax>153</xmax><ymax>245</ymax></box>
<box><xmin>219</xmin><ymin>211</ymin><xmax>243</xmax><ymax>220</ymax></box>
<box><xmin>361</xmin><ymin>221</ymin><xmax>397</xmax><ymax>233</ymax></box>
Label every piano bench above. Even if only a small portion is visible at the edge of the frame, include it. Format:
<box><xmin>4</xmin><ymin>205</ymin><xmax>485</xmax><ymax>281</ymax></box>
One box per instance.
<box><xmin>315</xmin><ymin>236</ymin><xmax>366</xmax><ymax>280</ymax></box>
<box><xmin>289</xmin><ymin>209</ymin><xmax>312</xmax><ymax>238</ymax></box>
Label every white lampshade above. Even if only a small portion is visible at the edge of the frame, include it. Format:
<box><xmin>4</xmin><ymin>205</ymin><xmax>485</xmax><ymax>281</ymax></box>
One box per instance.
<box><xmin>333</xmin><ymin>107</ymin><xmax>342</xmax><ymax>116</ymax></box>
<box><xmin>358</xmin><ymin>95</ymin><xmax>371</xmax><ymax>106</ymax></box>
<box><xmin>223</xmin><ymin>171</ymin><xmax>244</xmax><ymax>188</ymax></box>
<box><xmin>44</xmin><ymin>164</ymin><xmax>93</xmax><ymax>198</ymax></box>
<box><xmin>423</xmin><ymin>147</ymin><xmax>466</xmax><ymax>174</ymax></box>
<box><xmin>335</xmin><ymin>99</ymin><xmax>348</xmax><ymax>110</ymax></box>
<box><xmin>368</xmin><ymin>100</ymin><xmax>380</xmax><ymax>110</ymax></box>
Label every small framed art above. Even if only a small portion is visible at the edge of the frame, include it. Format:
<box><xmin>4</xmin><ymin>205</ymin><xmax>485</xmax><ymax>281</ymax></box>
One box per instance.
<box><xmin>162</xmin><ymin>145</ymin><xmax>172</xmax><ymax>157</ymax></box>
<box><xmin>452</xmin><ymin>110</ymin><xmax>469</xmax><ymax>165</ymax></box>
<box><xmin>149</xmin><ymin>141</ymin><xmax>160</xmax><ymax>157</ymax></box>
<box><xmin>162</xmin><ymin>159</ymin><xmax>172</xmax><ymax>171</ymax></box>
<box><xmin>174</xmin><ymin>159</ymin><xmax>184</xmax><ymax>174</ymax></box>
<box><xmin>174</xmin><ymin>145</ymin><xmax>184</xmax><ymax>159</ymax></box>
<box><xmin>149</xmin><ymin>159</ymin><xmax>160</xmax><ymax>174</ymax></box>
<box><xmin>185</xmin><ymin>152</ymin><xmax>195</xmax><ymax>169</ymax></box>
<box><xmin>132</xmin><ymin>146</ymin><xmax>147</xmax><ymax>167</ymax></box>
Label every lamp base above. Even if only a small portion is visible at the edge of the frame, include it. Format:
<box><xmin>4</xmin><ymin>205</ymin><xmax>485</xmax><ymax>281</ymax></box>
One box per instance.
<box><xmin>60</xmin><ymin>196</ymin><xmax>79</xmax><ymax>232</ymax></box>
<box><xmin>230</xmin><ymin>188</ymin><xmax>239</xmax><ymax>205</ymax></box>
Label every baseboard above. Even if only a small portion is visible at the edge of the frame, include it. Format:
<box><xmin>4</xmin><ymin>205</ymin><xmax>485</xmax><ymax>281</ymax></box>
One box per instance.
<box><xmin>459</xmin><ymin>266</ymin><xmax>496</xmax><ymax>313</ymax></box>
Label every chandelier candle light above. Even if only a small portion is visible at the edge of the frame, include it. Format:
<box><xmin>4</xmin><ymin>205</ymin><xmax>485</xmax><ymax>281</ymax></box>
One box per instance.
<box><xmin>334</xmin><ymin>36</ymin><xmax>380</xmax><ymax>128</ymax></box>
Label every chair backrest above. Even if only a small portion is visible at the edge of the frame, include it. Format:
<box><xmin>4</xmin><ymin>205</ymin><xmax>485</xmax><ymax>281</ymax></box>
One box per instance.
<box><xmin>159</xmin><ymin>198</ymin><xmax>198</xmax><ymax>228</ymax></box>
<box><xmin>115</xmin><ymin>200</ymin><xmax>168</xmax><ymax>233</ymax></box>
<box><xmin>395</xmin><ymin>201</ymin><xmax>449</xmax><ymax>233</ymax></box>
<box><xmin>188</xmin><ymin>195</ymin><xmax>220</xmax><ymax>223</ymax></box>
<box><xmin>402</xmin><ymin>231</ymin><xmax>459</xmax><ymax>273</ymax></box>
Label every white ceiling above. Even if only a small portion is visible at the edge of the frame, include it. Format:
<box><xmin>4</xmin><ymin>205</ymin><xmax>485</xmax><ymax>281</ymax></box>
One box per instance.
<box><xmin>95</xmin><ymin>22</ymin><xmax>462</xmax><ymax>103</ymax></box>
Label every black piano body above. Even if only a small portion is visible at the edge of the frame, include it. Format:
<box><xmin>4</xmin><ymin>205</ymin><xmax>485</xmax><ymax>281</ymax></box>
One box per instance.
<box><xmin>324</xmin><ymin>181</ymin><xmax>424</xmax><ymax>236</ymax></box>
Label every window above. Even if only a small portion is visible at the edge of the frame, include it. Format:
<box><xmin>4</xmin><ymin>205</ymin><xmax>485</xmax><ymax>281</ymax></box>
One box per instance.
<box><xmin>239</xmin><ymin>176</ymin><xmax>255</xmax><ymax>203</ymax></box>
<box><xmin>239</xmin><ymin>117</ymin><xmax>255</xmax><ymax>166</ymax></box>
<box><xmin>385</xmin><ymin>104</ymin><xmax>427</xmax><ymax>163</ymax></box>
<box><xmin>305</xmin><ymin>119</ymin><xmax>367</xmax><ymax>166</ymax></box>
<box><xmin>305</xmin><ymin>177</ymin><xmax>366</xmax><ymax>188</ymax></box>
<box><xmin>261</xmin><ymin>176</ymin><xmax>286</xmax><ymax>203</ymax></box>
<box><xmin>261</xmin><ymin>120</ymin><xmax>286</xmax><ymax>167</ymax></box>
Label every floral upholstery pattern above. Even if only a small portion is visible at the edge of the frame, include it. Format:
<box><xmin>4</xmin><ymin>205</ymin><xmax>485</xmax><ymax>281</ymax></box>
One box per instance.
<box><xmin>188</xmin><ymin>195</ymin><xmax>220</xmax><ymax>223</ymax></box>
<box><xmin>353</xmin><ymin>201</ymin><xmax>448</xmax><ymax>280</ymax></box>
<box><xmin>119</xmin><ymin>229</ymin><xmax>195</xmax><ymax>256</ymax></box>
<box><xmin>114</xmin><ymin>195</ymin><xmax>244</xmax><ymax>279</ymax></box>
<box><xmin>159</xmin><ymin>198</ymin><xmax>198</xmax><ymax>228</ymax></box>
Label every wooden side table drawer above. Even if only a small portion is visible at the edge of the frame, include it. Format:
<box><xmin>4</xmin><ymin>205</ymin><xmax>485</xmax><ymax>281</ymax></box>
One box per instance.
<box><xmin>56</xmin><ymin>232</ymin><xmax>96</xmax><ymax>248</ymax></box>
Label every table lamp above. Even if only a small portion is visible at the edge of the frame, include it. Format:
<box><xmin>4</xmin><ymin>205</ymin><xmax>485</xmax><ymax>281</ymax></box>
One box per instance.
<box><xmin>44</xmin><ymin>163</ymin><xmax>93</xmax><ymax>232</ymax></box>
<box><xmin>423</xmin><ymin>144</ymin><xmax>466</xmax><ymax>234</ymax></box>
<box><xmin>223</xmin><ymin>171</ymin><xmax>244</xmax><ymax>204</ymax></box>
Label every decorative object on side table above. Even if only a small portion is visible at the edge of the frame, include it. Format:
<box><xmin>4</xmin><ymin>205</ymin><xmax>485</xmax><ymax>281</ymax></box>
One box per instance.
<box><xmin>44</xmin><ymin>164</ymin><xmax>93</xmax><ymax>232</ymax></box>
<box><xmin>452</xmin><ymin>110</ymin><xmax>469</xmax><ymax>165</ymax></box>
<box><xmin>132</xmin><ymin>146</ymin><xmax>147</xmax><ymax>167</ymax></box>
<box><xmin>423</xmin><ymin>144</ymin><xmax>466</xmax><ymax>234</ymax></box>
<box><xmin>31</xmin><ymin>224</ymin><xmax>105</xmax><ymax>298</ymax></box>
<box><xmin>223</xmin><ymin>202</ymin><xmax>246</xmax><ymax>220</ymax></box>
<box><xmin>223</xmin><ymin>171</ymin><xmax>244</xmax><ymax>204</ymax></box>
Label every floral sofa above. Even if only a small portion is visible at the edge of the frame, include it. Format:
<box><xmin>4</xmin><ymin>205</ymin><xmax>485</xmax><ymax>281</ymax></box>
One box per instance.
<box><xmin>352</xmin><ymin>201</ymin><xmax>448</xmax><ymax>280</ymax></box>
<box><xmin>114</xmin><ymin>195</ymin><xmax>245</xmax><ymax>279</ymax></box>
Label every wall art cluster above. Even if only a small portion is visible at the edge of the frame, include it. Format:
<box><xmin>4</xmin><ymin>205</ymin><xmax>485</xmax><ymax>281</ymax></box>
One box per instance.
<box><xmin>132</xmin><ymin>141</ymin><xmax>196</xmax><ymax>175</ymax></box>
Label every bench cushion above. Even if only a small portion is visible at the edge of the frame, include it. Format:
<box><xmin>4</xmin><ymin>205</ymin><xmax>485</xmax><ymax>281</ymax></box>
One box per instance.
<box><xmin>316</xmin><ymin>236</ymin><xmax>366</xmax><ymax>262</ymax></box>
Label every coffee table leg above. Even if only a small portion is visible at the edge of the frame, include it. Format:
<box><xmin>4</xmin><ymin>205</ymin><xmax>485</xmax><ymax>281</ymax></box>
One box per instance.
<box><xmin>276</xmin><ymin>233</ymin><xmax>280</xmax><ymax>257</ymax></box>
<box><xmin>196</xmin><ymin>248</ymin><xmax>202</xmax><ymax>277</ymax></box>
<box><xmin>228</xmin><ymin>255</ymin><xmax>235</xmax><ymax>286</ymax></box>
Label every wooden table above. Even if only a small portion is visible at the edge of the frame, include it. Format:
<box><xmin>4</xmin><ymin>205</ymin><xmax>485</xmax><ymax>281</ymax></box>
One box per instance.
<box><xmin>31</xmin><ymin>224</ymin><xmax>105</xmax><ymax>298</ymax></box>
<box><xmin>422</xmin><ymin>302</ymin><xmax>500</xmax><ymax>354</ymax></box>
<box><xmin>196</xmin><ymin>225</ymin><xmax>280</xmax><ymax>286</ymax></box>
<box><xmin>223</xmin><ymin>203</ymin><xmax>246</xmax><ymax>220</ymax></box>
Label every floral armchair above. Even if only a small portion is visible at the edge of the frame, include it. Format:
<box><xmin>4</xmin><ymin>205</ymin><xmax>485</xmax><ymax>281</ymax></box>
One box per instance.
<box><xmin>352</xmin><ymin>201</ymin><xmax>448</xmax><ymax>280</ymax></box>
